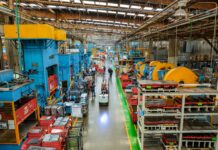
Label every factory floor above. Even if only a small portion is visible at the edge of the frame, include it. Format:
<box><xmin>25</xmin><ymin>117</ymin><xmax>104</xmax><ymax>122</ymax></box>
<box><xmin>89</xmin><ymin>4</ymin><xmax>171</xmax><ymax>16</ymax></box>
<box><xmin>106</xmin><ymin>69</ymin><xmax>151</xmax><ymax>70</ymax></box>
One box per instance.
<box><xmin>83</xmin><ymin>60</ymin><xmax>130</xmax><ymax>150</ymax></box>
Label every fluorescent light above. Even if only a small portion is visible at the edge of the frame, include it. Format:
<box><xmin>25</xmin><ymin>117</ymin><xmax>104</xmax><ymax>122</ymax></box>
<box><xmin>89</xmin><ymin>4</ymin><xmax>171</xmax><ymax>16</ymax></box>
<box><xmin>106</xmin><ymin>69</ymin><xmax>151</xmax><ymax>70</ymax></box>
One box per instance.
<box><xmin>74</xmin><ymin>0</ymin><xmax>81</xmax><ymax>3</ymax></box>
<box><xmin>98</xmin><ymin>10</ymin><xmax>107</xmax><ymax>13</ymax></box>
<box><xmin>127</xmin><ymin>13</ymin><xmax>135</xmax><ymax>16</ymax></box>
<box><xmin>147</xmin><ymin>15</ymin><xmax>154</xmax><ymax>18</ymax></box>
<box><xmin>129</xmin><ymin>23</ymin><xmax>135</xmax><ymax>25</ymax></box>
<box><xmin>144</xmin><ymin>6</ymin><xmax>153</xmax><ymax>10</ymax></box>
<box><xmin>61</xmin><ymin>0</ymin><xmax>70</xmax><ymax>2</ymax></box>
<box><xmin>156</xmin><ymin>8</ymin><xmax>163</xmax><ymax>11</ymax></box>
<box><xmin>130</xmin><ymin>5</ymin><xmax>141</xmax><ymax>9</ymax></box>
<box><xmin>59</xmin><ymin>6</ymin><xmax>67</xmax><ymax>9</ymax></box>
<box><xmin>107</xmin><ymin>20</ymin><xmax>114</xmax><ymax>23</ymax></box>
<box><xmin>115</xmin><ymin>21</ymin><xmax>121</xmax><ymax>24</ymax></box>
<box><xmin>50</xmin><ymin>18</ymin><xmax>55</xmax><ymax>21</ymax></box>
<box><xmin>83</xmin><ymin>1</ymin><xmax>94</xmax><ymax>5</ymax></box>
<box><xmin>108</xmin><ymin>3</ymin><xmax>118</xmax><ymax>7</ymax></box>
<box><xmin>87</xmin><ymin>9</ymin><xmax>97</xmax><ymax>12</ymax></box>
<box><xmin>95</xmin><ymin>2</ymin><xmax>106</xmax><ymax>6</ymax></box>
<box><xmin>108</xmin><ymin>11</ymin><xmax>116</xmax><ymax>14</ymax></box>
<box><xmin>20</xmin><ymin>3</ymin><xmax>27</xmax><ymax>6</ymax></box>
<box><xmin>78</xmin><ymin>8</ymin><xmax>86</xmax><ymax>11</ymax></box>
<box><xmin>86</xmin><ymin>19</ymin><xmax>92</xmax><ymax>21</ymax></box>
<box><xmin>137</xmin><ymin>14</ymin><xmax>145</xmax><ymax>17</ymax></box>
<box><xmin>60</xmin><ymin>0</ymin><xmax>70</xmax><ymax>2</ymax></box>
<box><xmin>120</xmin><ymin>4</ymin><xmax>129</xmax><ymax>8</ymax></box>
<box><xmin>29</xmin><ymin>3</ymin><xmax>38</xmax><ymax>7</ymax></box>
<box><xmin>118</xmin><ymin>12</ymin><xmax>125</xmax><ymax>15</ymax></box>
<box><xmin>47</xmin><ymin>5</ymin><xmax>56</xmax><ymax>8</ymax></box>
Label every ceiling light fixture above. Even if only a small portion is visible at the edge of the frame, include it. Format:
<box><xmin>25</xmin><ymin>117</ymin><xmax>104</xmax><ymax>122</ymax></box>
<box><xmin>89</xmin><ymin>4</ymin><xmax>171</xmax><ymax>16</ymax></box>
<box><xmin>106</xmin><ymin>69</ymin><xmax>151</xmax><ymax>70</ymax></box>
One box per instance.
<box><xmin>144</xmin><ymin>6</ymin><xmax>153</xmax><ymax>10</ymax></box>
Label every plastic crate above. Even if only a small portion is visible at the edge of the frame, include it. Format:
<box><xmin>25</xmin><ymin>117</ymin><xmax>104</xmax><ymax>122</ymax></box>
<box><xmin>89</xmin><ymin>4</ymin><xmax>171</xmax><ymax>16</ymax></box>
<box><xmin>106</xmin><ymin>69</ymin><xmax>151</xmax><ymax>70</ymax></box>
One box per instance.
<box><xmin>28</xmin><ymin>127</ymin><xmax>47</xmax><ymax>138</ymax></box>
<box><xmin>40</xmin><ymin>116</ymin><xmax>56</xmax><ymax>126</ymax></box>
<box><xmin>131</xmin><ymin>87</ymin><xmax>138</xmax><ymax>95</ymax></box>
<box><xmin>51</xmin><ymin>128</ymin><xmax>68</xmax><ymax>140</ymax></box>
<box><xmin>120</xmin><ymin>74</ymin><xmax>129</xmax><ymax>81</ymax></box>
<box><xmin>21</xmin><ymin>137</ymin><xmax>42</xmax><ymax>150</ymax></box>
<box><xmin>42</xmin><ymin>134</ymin><xmax>62</xmax><ymax>150</ymax></box>
<box><xmin>128</xmin><ymin>95</ymin><xmax>138</xmax><ymax>106</ymax></box>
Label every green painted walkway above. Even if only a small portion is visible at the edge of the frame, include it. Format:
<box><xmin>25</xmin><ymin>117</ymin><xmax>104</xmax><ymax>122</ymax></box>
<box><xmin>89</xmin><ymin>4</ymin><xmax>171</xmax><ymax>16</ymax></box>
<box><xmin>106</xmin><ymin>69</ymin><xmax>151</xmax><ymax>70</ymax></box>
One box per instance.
<box><xmin>116</xmin><ymin>77</ymin><xmax>140</xmax><ymax>150</ymax></box>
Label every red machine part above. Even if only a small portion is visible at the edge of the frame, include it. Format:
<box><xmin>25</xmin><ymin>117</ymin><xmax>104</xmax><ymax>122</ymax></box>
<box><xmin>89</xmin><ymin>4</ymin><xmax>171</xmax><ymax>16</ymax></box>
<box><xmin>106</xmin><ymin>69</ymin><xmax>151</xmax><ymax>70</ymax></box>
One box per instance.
<box><xmin>48</xmin><ymin>74</ymin><xmax>58</xmax><ymax>92</ymax></box>
<box><xmin>145</xmin><ymin>99</ymin><xmax>181</xmax><ymax>109</ymax></box>
<box><xmin>16</xmin><ymin>98</ymin><xmax>37</xmax><ymax>125</ymax></box>
<box><xmin>183</xmin><ymin>134</ymin><xmax>216</xmax><ymax>140</ymax></box>
<box><xmin>162</xmin><ymin>134</ymin><xmax>177</xmax><ymax>145</ymax></box>
<box><xmin>175</xmin><ymin>97</ymin><xmax>215</xmax><ymax>106</ymax></box>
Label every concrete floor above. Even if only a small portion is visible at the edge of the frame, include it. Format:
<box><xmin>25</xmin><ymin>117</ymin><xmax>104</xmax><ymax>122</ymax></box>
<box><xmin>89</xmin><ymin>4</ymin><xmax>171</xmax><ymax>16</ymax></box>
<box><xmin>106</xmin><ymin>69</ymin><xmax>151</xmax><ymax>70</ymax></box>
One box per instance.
<box><xmin>83</xmin><ymin>61</ymin><xmax>130</xmax><ymax>150</ymax></box>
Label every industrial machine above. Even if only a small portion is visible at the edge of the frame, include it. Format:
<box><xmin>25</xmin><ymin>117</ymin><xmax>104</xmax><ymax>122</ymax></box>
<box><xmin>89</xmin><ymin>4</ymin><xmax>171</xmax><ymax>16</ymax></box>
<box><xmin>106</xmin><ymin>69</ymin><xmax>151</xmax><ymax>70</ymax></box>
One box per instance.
<box><xmin>58</xmin><ymin>53</ymin><xmax>72</xmax><ymax>93</ymax></box>
<box><xmin>4</xmin><ymin>24</ymin><xmax>67</xmax><ymax>107</ymax></box>
<box><xmin>0</xmin><ymin>69</ymin><xmax>39</xmax><ymax>150</ymax></box>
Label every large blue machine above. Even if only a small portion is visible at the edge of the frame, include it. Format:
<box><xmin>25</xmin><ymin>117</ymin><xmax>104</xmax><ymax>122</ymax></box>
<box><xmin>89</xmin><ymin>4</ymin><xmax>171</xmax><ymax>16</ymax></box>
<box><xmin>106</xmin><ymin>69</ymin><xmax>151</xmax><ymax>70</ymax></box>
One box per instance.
<box><xmin>71</xmin><ymin>49</ymin><xmax>80</xmax><ymax>77</ymax></box>
<box><xmin>74</xmin><ymin>41</ymin><xmax>85</xmax><ymax>71</ymax></box>
<box><xmin>58</xmin><ymin>54</ymin><xmax>71</xmax><ymax>93</ymax></box>
<box><xmin>0</xmin><ymin>70</ymin><xmax>37</xmax><ymax>150</ymax></box>
<box><xmin>22</xmin><ymin>39</ymin><xmax>60</xmax><ymax>107</ymax></box>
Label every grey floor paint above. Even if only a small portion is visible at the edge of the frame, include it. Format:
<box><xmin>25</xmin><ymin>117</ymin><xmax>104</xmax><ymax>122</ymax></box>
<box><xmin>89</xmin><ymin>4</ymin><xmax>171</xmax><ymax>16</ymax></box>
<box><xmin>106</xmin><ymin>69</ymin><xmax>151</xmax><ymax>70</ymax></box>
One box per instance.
<box><xmin>83</xmin><ymin>61</ymin><xmax>130</xmax><ymax>150</ymax></box>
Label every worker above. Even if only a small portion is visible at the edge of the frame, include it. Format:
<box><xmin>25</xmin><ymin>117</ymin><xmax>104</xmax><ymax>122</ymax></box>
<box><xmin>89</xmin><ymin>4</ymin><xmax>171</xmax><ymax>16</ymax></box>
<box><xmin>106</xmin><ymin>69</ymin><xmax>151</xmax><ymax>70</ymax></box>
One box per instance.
<box><xmin>103</xmin><ymin>66</ymin><xmax>106</xmax><ymax>74</ymax></box>
<box><xmin>108</xmin><ymin>67</ymin><xmax>113</xmax><ymax>78</ymax></box>
<box><xmin>91</xmin><ymin>82</ymin><xmax>95</xmax><ymax>99</ymax></box>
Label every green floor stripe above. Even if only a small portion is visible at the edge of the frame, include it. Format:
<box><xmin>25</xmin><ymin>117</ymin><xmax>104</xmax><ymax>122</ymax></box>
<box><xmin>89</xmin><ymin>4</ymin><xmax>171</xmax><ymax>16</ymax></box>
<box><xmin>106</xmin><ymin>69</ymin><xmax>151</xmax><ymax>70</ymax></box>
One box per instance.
<box><xmin>116</xmin><ymin>77</ymin><xmax>140</xmax><ymax>150</ymax></box>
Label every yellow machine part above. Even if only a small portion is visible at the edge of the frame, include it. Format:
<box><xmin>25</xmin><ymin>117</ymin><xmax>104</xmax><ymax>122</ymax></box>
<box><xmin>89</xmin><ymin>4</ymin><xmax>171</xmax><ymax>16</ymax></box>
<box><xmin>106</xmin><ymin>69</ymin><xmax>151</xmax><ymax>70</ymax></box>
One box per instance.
<box><xmin>135</xmin><ymin>61</ymin><xmax>144</xmax><ymax>71</ymax></box>
<box><xmin>4</xmin><ymin>24</ymin><xmax>56</xmax><ymax>40</ymax></box>
<box><xmin>139</xmin><ymin>64</ymin><xmax>146</xmax><ymax>76</ymax></box>
<box><xmin>55</xmin><ymin>29</ymin><xmax>66</xmax><ymax>41</ymax></box>
<box><xmin>152</xmin><ymin>63</ymin><xmax>175</xmax><ymax>80</ymax></box>
<box><xmin>164</xmin><ymin>66</ymin><xmax>198</xmax><ymax>84</ymax></box>
<box><xmin>149</xmin><ymin>61</ymin><xmax>160</xmax><ymax>67</ymax></box>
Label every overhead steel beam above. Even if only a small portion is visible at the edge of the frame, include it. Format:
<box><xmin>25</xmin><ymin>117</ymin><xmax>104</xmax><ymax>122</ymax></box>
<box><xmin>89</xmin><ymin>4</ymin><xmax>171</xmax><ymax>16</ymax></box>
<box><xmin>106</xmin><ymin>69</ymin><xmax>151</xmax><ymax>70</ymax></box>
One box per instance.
<box><xmin>21</xmin><ymin>9</ymin><xmax>144</xmax><ymax>24</ymax></box>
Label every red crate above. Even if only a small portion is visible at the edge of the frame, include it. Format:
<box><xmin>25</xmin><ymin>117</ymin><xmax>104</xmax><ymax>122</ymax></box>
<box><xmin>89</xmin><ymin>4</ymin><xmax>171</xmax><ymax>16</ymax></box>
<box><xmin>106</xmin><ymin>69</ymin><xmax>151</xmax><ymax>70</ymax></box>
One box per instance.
<box><xmin>131</xmin><ymin>87</ymin><xmax>138</xmax><ymax>95</ymax></box>
<box><xmin>129</xmin><ymin>105</ymin><xmax>137</xmax><ymax>123</ymax></box>
<box><xmin>21</xmin><ymin>137</ymin><xmax>42</xmax><ymax>150</ymax></box>
<box><xmin>128</xmin><ymin>95</ymin><xmax>138</xmax><ymax>106</ymax></box>
<box><xmin>51</xmin><ymin>128</ymin><xmax>68</xmax><ymax>140</ymax></box>
<box><xmin>40</xmin><ymin>125</ymin><xmax>52</xmax><ymax>133</ymax></box>
<box><xmin>28</xmin><ymin>127</ymin><xmax>47</xmax><ymax>138</ymax></box>
<box><xmin>122</xmin><ymin>80</ymin><xmax>133</xmax><ymax>89</ymax></box>
<box><xmin>40</xmin><ymin>116</ymin><xmax>56</xmax><ymax>126</ymax></box>
<box><xmin>42</xmin><ymin>134</ymin><xmax>62</xmax><ymax>150</ymax></box>
<box><xmin>120</xmin><ymin>74</ymin><xmax>129</xmax><ymax>81</ymax></box>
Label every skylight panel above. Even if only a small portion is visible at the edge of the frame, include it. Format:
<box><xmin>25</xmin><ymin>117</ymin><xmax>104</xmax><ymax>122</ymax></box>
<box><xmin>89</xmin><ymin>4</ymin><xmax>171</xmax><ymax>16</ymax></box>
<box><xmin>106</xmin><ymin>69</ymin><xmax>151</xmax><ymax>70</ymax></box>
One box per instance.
<box><xmin>127</xmin><ymin>13</ymin><xmax>135</xmax><ymax>16</ymax></box>
<box><xmin>20</xmin><ymin>3</ymin><xmax>27</xmax><ymax>6</ymax></box>
<box><xmin>108</xmin><ymin>11</ymin><xmax>116</xmax><ymax>14</ymax></box>
<box><xmin>60</xmin><ymin>0</ymin><xmax>70</xmax><ymax>2</ymax></box>
<box><xmin>95</xmin><ymin>2</ymin><xmax>106</xmax><ymax>6</ymax></box>
<box><xmin>130</xmin><ymin>5</ymin><xmax>141</xmax><ymax>9</ymax></box>
<box><xmin>98</xmin><ymin>10</ymin><xmax>107</xmax><ymax>13</ymax></box>
<box><xmin>120</xmin><ymin>4</ymin><xmax>129</xmax><ymax>8</ymax></box>
<box><xmin>87</xmin><ymin>9</ymin><xmax>97</xmax><ymax>12</ymax></box>
<box><xmin>144</xmin><ymin>6</ymin><xmax>153</xmax><ymax>10</ymax></box>
<box><xmin>108</xmin><ymin>3</ymin><xmax>118</xmax><ymax>7</ymax></box>
<box><xmin>74</xmin><ymin>0</ymin><xmax>81</xmax><ymax>3</ymax></box>
<box><xmin>156</xmin><ymin>8</ymin><xmax>163</xmax><ymax>11</ymax></box>
<box><xmin>118</xmin><ymin>12</ymin><xmax>125</xmax><ymax>15</ymax></box>
<box><xmin>137</xmin><ymin>14</ymin><xmax>145</xmax><ymax>17</ymax></box>
<box><xmin>47</xmin><ymin>5</ymin><xmax>57</xmax><ymax>8</ymax></box>
<box><xmin>78</xmin><ymin>8</ymin><xmax>86</xmax><ymax>11</ymax></box>
<box><xmin>83</xmin><ymin>1</ymin><xmax>94</xmax><ymax>5</ymax></box>
<box><xmin>148</xmin><ymin>15</ymin><xmax>154</xmax><ymax>18</ymax></box>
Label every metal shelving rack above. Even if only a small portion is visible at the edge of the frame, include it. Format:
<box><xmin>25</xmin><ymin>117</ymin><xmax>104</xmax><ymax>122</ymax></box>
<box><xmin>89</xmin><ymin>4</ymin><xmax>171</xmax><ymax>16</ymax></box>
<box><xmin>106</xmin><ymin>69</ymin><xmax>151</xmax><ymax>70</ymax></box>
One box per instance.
<box><xmin>137</xmin><ymin>81</ymin><xmax>218</xmax><ymax>150</ymax></box>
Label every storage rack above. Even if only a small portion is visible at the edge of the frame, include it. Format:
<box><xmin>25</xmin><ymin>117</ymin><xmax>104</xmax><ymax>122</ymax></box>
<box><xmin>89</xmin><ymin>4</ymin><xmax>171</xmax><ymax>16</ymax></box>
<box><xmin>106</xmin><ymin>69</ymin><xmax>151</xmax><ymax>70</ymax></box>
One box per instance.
<box><xmin>137</xmin><ymin>80</ymin><xmax>218</xmax><ymax>150</ymax></box>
